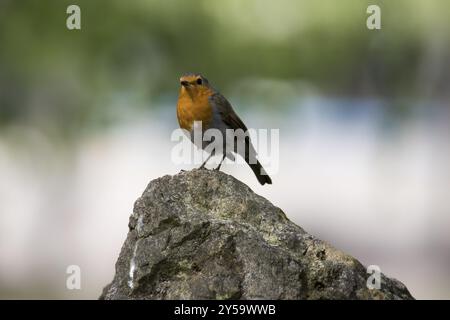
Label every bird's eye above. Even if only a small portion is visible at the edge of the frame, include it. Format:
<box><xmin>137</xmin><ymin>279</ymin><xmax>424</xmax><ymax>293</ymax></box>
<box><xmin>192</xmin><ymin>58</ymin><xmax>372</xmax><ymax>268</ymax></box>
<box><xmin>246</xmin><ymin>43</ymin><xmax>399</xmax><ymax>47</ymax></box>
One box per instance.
<box><xmin>196</xmin><ymin>78</ymin><xmax>203</xmax><ymax>85</ymax></box>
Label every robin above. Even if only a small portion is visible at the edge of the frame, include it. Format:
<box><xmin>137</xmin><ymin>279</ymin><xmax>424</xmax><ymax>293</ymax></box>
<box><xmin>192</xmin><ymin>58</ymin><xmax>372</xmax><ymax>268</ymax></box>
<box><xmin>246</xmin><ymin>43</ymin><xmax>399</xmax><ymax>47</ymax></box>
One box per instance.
<box><xmin>176</xmin><ymin>73</ymin><xmax>272</xmax><ymax>185</ymax></box>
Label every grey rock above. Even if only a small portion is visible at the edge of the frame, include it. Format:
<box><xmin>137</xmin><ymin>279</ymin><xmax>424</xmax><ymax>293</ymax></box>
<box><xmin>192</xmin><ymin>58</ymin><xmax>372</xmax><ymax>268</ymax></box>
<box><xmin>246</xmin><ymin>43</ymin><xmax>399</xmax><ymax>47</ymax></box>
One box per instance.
<box><xmin>100</xmin><ymin>169</ymin><xmax>414</xmax><ymax>300</ymax></box>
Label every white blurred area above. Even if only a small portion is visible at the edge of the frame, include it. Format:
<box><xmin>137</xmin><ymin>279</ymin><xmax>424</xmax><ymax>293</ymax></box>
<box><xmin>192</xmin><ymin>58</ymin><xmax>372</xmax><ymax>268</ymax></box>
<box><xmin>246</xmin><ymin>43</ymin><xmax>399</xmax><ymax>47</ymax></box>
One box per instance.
<box><xmin>1</xmin><ymin>97</ymin><xmax>449</xmax><ymax>299</ymax></box>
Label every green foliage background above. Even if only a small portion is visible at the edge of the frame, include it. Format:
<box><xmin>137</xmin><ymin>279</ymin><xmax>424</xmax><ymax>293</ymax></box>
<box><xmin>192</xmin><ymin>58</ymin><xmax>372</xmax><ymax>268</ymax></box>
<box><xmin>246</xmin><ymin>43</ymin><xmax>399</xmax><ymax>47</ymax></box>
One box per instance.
<box><xmin>0</xmin><ymin>0</ymin><xmax>449</xmax><ymax>136</ymax></box>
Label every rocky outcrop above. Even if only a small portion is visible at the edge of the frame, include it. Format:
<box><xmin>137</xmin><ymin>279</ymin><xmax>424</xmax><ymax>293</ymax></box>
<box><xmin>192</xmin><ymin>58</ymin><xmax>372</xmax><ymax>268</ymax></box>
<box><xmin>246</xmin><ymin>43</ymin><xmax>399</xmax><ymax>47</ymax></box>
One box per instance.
<box><xmin>100</xmin><ymin>169</ymin><xmax>413</xmax><ymax>300</ymax></box>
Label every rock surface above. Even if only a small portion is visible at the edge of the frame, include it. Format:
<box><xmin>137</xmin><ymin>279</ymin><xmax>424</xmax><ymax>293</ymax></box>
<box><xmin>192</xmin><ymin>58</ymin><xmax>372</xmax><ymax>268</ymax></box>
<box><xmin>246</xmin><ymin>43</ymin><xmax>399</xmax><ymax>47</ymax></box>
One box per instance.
<box><xmin>100</xmin><ymin>169</ymin><xmax>413</xmax><ymax>300</ymax></box>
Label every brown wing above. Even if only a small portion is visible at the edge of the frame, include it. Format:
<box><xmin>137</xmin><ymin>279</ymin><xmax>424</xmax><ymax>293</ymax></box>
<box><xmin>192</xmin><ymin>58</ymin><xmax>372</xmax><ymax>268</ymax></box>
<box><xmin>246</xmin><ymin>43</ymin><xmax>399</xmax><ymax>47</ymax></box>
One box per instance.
<box><xmin>209</xmin><ymin>93</ymin><xmax>248</xmax><ymax>131</ymax></box>
<box><xmin>209</xmin><ymin>93</ymin><xmax>272</xmax><ymax>185</ymax></box>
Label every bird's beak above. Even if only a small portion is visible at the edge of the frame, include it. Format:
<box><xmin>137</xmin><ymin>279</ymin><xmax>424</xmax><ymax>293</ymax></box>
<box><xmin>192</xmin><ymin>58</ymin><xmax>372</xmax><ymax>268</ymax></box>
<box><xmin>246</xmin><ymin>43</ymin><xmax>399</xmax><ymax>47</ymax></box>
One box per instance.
<box><xmin>180</xmin><ymin>80</ymin><xmax>189</xmax><ymax>87</ymax></box>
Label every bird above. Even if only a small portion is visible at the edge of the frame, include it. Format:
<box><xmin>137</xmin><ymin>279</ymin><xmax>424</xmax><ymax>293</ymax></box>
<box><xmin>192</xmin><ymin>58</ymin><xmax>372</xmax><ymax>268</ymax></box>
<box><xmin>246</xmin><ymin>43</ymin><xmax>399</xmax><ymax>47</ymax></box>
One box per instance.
<box><xmin>176</xmin><ymin>73</ymin><xmax>272</xmax><ymax>185</ymax></box>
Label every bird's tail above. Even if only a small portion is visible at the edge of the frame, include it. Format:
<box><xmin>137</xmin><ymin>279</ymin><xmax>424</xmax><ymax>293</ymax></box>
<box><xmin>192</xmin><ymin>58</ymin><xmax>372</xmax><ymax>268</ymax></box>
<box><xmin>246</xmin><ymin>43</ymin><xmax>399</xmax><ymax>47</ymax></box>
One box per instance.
<box><xmin>248</xmin><ymin>160</ymin><xmax>272</xmax><ymax>185</ymax></box>
<box><xmin>241</xmin><ymin>136</ymin><xmax>272</xmax><ymax>185</ymax></box>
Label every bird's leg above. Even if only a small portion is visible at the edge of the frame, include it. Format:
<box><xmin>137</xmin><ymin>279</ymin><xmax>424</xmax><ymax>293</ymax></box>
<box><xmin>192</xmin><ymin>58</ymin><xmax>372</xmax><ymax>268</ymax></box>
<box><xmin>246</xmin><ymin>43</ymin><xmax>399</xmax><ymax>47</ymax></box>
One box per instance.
<box><xmin>199</xmin><ymin>153</ymin><xmax>213</xmax><ymax>169</ymax></box>
<box><xmin>214</xmin><ymin>154</ymin><xmax>226</xmax><ymax>171</ymax></box>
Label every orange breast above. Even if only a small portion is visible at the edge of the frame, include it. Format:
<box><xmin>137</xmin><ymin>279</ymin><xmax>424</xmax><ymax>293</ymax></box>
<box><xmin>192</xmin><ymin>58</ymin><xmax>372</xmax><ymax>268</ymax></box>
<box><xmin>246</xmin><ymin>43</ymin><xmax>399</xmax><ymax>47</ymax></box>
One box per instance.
<box><xmin>177</xmin><ymin>87</ymin><xmax>214</xmax><ymax>131</ymax></box>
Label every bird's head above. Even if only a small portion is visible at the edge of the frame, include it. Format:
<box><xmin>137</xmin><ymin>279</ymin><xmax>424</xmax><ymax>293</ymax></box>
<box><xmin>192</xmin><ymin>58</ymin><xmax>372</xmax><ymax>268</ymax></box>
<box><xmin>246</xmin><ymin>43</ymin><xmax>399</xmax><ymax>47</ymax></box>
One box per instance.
<box><xmin>179</xmin><ymin>73</ymin><xmax>210</xmax><ymax>97</ymax></box>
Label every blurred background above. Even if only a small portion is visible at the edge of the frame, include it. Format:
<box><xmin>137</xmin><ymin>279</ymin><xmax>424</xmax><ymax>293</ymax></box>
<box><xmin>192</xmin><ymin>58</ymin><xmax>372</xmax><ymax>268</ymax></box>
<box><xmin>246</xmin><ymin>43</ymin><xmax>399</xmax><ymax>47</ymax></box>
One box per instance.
<box><xmin>1</xmin><ymin>0</ymin><xmax>449</xmax><ymax>299</ymax></box>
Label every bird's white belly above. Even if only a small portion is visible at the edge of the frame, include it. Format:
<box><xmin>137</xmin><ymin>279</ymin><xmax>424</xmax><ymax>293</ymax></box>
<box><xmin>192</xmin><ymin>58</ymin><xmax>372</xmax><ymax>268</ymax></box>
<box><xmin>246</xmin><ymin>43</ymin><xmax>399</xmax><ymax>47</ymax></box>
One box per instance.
<box><xmin>188</xmin><ymin>111</ymin><xmax>236</xmax><ymax>161</ymax></box>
